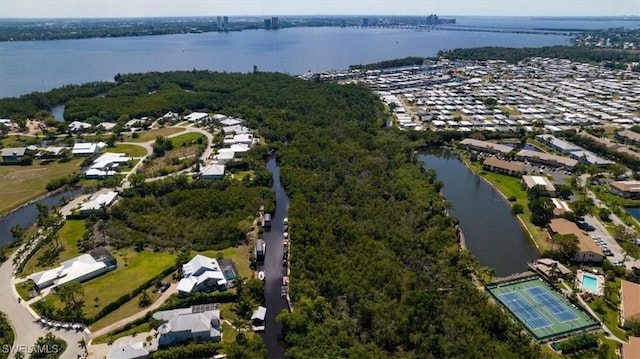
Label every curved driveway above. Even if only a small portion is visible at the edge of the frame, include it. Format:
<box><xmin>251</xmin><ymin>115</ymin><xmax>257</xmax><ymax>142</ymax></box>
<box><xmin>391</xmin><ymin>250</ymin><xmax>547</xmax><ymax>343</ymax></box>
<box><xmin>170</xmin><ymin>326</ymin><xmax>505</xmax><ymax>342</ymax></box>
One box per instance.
<box><xmin>0</xmin><ymin>253</ymin><xmax>84</xmax><ymax>359</ymax></box>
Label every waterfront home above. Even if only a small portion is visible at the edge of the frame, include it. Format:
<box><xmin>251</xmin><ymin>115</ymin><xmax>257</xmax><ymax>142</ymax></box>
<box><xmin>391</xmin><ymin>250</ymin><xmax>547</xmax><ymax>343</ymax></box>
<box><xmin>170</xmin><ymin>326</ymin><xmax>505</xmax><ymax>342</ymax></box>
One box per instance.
<box><xmin>31</xmin><ymin>253</ymin><xmax>109</xmax><ymax>290</ymax></box>
<box><xmin>547</xmin><ymin>218</ymin><xmax>604</xmax><ymax>264</ymax></box>
<box><xmin>482</xmin><ymin>157</ymin><xmax>526</xmax><ymax>177</ymax></box>
<box><xmin>79</xmin><ymin>191</ymin><xmax>118</xmax><ymax>215</ymax></box>
<box><xmin>620</xmin><ymin>280</ymin><xmax>640</xmax><ymax>329</ymax></box>
<box><xmin>522</xmin><ymin>175</ymin><xmax>556</xmax><ymax>195</ymax></box>
<box><xmin>176</xmin><ymin>254</ymin><xmax>235</xmax><ymax>296</ymax></box>
<box><xmin>460</xmin><ymin>138</ymin><xmax>513</xmax><ymax>155</ymax></box>
<box><xmin>1</xmin><ymin>147</ymin><xmax>26</xmax><ymax>162</ymax></box>
<box><xmin>154</xmin><ymin>306</ymin><xmax>221</xmax><ymax>346</ymax></box>
<box><xmin>106</xmin><ymin>341</ymin><xmax>148</xmax><ymax>359</ymax></box>
<box><xmin>516</xmin><ymin>149</ymin><xmax>578</xmax><ymax>170</ymax></box>
<box><xmin>622</xmin><ymin>336</ymin><xmax>640</xmax><ymax>359</ymax></box>
<box><xmin>609</xmin><ymin>180</ymin><xmax>640</xmax><ymax>199</ymax></box>
<box><xmin>84</xmin><ymin>152</ymin><xmax>132</xmax><ymax>179</ymax></box>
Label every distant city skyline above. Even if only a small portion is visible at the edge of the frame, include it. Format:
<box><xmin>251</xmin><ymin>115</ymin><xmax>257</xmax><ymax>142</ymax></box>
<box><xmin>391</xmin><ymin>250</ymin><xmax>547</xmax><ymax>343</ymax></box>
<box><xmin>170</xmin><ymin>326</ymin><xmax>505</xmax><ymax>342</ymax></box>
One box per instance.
<box><xmin>0</xmin><ymin>0</ymin><xmax>638</xmax><ymax>18</ymax></box>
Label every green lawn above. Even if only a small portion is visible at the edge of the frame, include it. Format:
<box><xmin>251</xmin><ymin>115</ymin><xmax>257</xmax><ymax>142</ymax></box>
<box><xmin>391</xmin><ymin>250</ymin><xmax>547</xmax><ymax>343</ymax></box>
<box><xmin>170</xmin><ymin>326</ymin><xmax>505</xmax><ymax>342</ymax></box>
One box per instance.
<box><xmin>589</xmin><ymin>184</ymin><xmax>640</xmax><ymax>231</ymax></box>
<box><xmin>170</xmin><ymin>132</ymin><xmax>206</xmax><ymax>147</ymax></box>
<box><xmin>222</xmin><ymin>323</ymin><xmax>236</xmax><ymax>343</ymax></box>
<box><xmin>92</xmin><ymin>322</ymin><xmax>152</xmax><ymax>344</ymax></box>
<box><xmin>40</xmin><ymin>249</ymin><xmax>176</xmax><ymax>320</ymax></box>
<box><xmin>587</xmin><ymin>279</ymin><xmax>627</xmax><ymax>341</ymax></box>
<box><xmin>128</xmin><ymin>128</ymin><xmax>184</xmax><ymax>143</ymax></box>
<box><xmin>22</xmin><ymin>219</ymin><xmax>86</xmax><ymax>275</ymax></box>
<box><xmin>89</xmin><ymin>288</ymin><xmax>161</xmax><ymax>331</ymax></box>
<box><xmin>464</xmin><ymin>157</ymin><xmax>550</xmax><ymax>250</ymax></box>
<box><xmin>15</xmin><ymin>280</ymin><xmax>35</xmax><ymax>301</ymax></box>
<box><xmin>199</xmin><ymin>244</ymin><xmax>252</xmax><ymax>279</ymax></box>
<box><xmin>234</xmin><ymin>170</ymin><xmax>255</xmax><ymax>181</ymax></box>
<box><xmin>0</xmin><ymin>158</ymin><xmax>83</xmax><ymax>215</ymax></box>
<box><xmin>105</xmin><ymin>144</ymin><xmax>148</xmax><ymax>157</ymax></box>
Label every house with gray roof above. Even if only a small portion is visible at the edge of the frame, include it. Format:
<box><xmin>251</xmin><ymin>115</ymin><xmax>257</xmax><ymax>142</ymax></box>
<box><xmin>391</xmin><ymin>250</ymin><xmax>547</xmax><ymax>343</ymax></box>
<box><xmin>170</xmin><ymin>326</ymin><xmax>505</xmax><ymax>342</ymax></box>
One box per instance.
<box><xmin>154</xmin><ymin>306</ymin><xmax>221</xmax><ymax>347</ymax></box>
<box><xmin>106</xmin><ymin>341</ymin><xmax>148</xmax><ymax>359</ymax></box>
<box><xmin>1</xmin><ymin>147</ymin><xmax>26</xmax><ymax>162</ymax></box>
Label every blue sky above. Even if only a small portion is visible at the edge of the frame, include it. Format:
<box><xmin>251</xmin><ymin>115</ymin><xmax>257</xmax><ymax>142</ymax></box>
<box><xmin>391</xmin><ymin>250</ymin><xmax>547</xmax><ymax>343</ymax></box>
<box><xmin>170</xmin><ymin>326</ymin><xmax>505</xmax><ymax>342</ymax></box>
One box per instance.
<box><xmin>0</xmin><ymin>0</ymin><xmax>638</xmax><ymax>18</ymax></box>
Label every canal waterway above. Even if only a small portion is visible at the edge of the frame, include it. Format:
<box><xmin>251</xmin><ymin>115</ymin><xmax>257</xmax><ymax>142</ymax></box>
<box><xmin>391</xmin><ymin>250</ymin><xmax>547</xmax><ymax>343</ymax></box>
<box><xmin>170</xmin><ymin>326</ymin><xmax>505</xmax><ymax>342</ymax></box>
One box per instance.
<box><xmin>624</xmin><ymin>207</ymin><xmax>640</xmax><ymax>222</ymax></box>
<box><xmin>418</xmin><ymin>148</ymin><xmax>539</xmax><ymax>276</ymax></box>
<box><xmin>258</xmin><ymin>157</ymin><xmax>289</xmax><ymax>358</ymax></box>
<box><xmin>0</xmin><ymin>187</ymin><xmax>84</xmax><ymax>248</ymax></box>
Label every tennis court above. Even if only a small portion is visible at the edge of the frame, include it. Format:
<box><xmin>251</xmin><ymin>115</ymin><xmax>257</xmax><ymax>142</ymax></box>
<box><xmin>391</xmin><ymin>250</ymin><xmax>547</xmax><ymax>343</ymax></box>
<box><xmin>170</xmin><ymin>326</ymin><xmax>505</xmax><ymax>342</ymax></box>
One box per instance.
<box><xmin>487</xmin><ymin>276</ymin><xmax>599</xmax><ymax>341</ymax></box>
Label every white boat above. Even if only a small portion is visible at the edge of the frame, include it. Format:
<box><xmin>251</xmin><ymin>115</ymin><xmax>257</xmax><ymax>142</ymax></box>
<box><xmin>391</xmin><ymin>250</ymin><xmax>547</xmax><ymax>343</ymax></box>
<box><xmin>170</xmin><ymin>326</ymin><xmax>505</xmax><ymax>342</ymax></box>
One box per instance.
<box><xmin>258</xmin><ymin>271</ymin><xmax>265</xmax><ymax>281</ymax></box>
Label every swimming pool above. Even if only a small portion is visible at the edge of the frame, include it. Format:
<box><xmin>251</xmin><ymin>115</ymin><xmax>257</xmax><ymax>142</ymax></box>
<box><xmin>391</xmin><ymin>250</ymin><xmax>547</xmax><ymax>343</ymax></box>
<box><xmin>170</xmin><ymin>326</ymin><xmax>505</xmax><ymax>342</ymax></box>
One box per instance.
<box><xmin>582</xmin><ymin>274</ymin><xmax>598</xmax><ymax>292</ymax></box>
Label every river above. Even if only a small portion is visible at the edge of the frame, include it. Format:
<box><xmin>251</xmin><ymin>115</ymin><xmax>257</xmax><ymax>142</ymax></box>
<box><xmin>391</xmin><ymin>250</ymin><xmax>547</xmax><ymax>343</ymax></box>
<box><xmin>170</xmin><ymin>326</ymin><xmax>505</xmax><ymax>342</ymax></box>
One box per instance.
<box><xmin>258</xmin><ymin>157</ymin><xmax>289</xmax><ymax>358</ymax></box>
<box><xmin>418</xmin><ymin>148</ymin><xmax>539</xmax><ymax>276</ymax></box>
<box><xmin>0</xmin><ymin>187</ymin><xmax>84</xmax><ymax>248</ymax></box>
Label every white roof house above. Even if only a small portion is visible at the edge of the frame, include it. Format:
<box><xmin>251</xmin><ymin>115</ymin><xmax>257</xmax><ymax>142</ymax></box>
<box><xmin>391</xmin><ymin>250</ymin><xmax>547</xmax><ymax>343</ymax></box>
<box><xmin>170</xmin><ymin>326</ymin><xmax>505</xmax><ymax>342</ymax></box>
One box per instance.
<box><xmin>200</xmin><ymin>164</ymin><xmax>225</xmax><ymax>180</ymax></box>
<box><xmin>106</xmin><ymin>341</ymin><xmax>148</xmax><ymax>359</ymax></box>
<box><xmin>222</xmin><ymin>125</ymin><xmax>250</xmax><ymax>135</ymax></box>
<box><xmin>72</xmin><ymin>142</ymin><xmax>106</xmax><ymax>156</ymax></box>
<box><xmin>213</xmin><ymin>151</ymin><xmax>234</xmax><ymax>164</ymax></box>
<box><xmin>184</xmin><ymin>112</ymin><xmax>209</xmax><ymax>123</ymax></box>
<box><xmin>69</xmin><ymin>121</ymin><xmax>92</xmax><ymax>132</ymax></box>
<box><xmin>31</xmin><ymin>254</ymin><xmax>108</xmax><ymax>290</ymax></box>
<box><xmin>223</xmin><ymin>133</ymin><xmax>254</xmax><ymax>146</ymax></box>
<box><xmin>219</xmin><ymin>118</ymin><xmax>243</xmax><ymax>126</ymax></box>
<box><xmin>219</xmin><ymin>144</ymin><xmax>250</xmax><ymax>154</ymax></box>
<box><xmin>177</xmin><ymin>255</ymin><xmax>228</xmax><ymax>295</ymax></box>
<box><xmin>79</xmin><ymin>191</ymin><xmax>118</xmax><ymax>214</ymax></box>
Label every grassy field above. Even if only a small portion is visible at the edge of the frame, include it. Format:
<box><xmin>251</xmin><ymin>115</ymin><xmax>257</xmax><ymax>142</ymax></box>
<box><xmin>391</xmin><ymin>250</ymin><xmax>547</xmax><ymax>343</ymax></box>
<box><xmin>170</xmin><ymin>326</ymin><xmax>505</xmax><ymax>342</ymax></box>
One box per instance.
<box><xmin>89</xmin><ymin>288</ymin><xmax>161</xmax><ymax>331</ymax></box>
<box><xmin>92</xmin><ymin>322</ymin><xmax>152</xmax><ymax>344</ymax></box>
<box><xmin>128</xmin><ymin>128</ymin><xmax>184</xmax><ymax>143</ymax></box>
<box><xmin>0</xmin><ymin>158</ymin><xmax>83</xmax><ymax>215</ymax></box>
<box><xmin>39</xmin><ymin>249</ymin><xmax>176</xmax><ymax>320</ymax></box>
<box><xmin>587</xmin><ymin>278</ymin><xmax>627</xmax><ymax>341</ymax></box>
<box><xmin>22</xmin><ymin>219</ymin><xmax>86</xmax><ymax>275</ymax></box>
<box><xmin>464</xmin><ymin>157</ymin><xmax>551</xmax><ymax>250</ymax></box>
<box><xmin>170</xmin><ymin>132</ymin><xmax>206</xmax><ymax>147</ymax></box>
<box><xmin>199</xmin><ymin>245</ymin><xmax>252</xmax><ymax>279</ymax></box>
<box><xmin>139</xmin><ymin>145</ymin><xmax>199</xmax><ymax>177</ymax></box>
<box><xmin>15</xmin><ymin>280</ymin><xmax>34</xmax><ymax>301</ymax></box>
<box><xmin>105</xmin><ymin>144</ymin><xmax>148</xmax><ymax>157</ymax></box>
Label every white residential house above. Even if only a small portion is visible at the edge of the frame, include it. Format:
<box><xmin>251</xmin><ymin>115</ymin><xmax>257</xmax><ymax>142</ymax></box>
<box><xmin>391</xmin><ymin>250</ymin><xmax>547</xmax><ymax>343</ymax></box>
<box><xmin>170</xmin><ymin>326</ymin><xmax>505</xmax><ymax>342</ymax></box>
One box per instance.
<box><xmin>154</xmin><ymin>306</ymin><xmax>221</xmax><ymax>347</ymax></box>
<box><xmin>184</xmin><ymin>112</ymin><xmax>210</xmax><ymax>123</ymax></box>
<box><xmin>177</xmin><ymin>255</ymin><xmax>231</xmax><ymax>295</ymax></box>
<box><xmin>72</xmin><ymin>142</ymin><xmax>106</xmax><ymax>156</ymax></box>
<box><xmin>68</xmin><ymin>121</ymin><xmax>92</xmax><ymax>132</ymax></box>
<box><xmin>200</xmin><ymin>164</ymin><xmax>226</xmax><ymax>180</ymax></box>
<box><xmin>219</xmin><ymin>117</ymin><xmax>243</xmax><ymax>127</ymax></box>
<box><xmin>222</xmin><ymin>125</ymin><xmax>250</xmax><ymax>135</ymax></box>
<box><xmin>79</xmin><ymin>191</ymin><xmax>118</xmax><ymax>214</ymax></box>
<box><xmin>223</xmin><ymin>133</ymin><xmax>254</xmax><ymax>146</ymax></box>
<box><xmin>98</xmin><ymin>122</ymin><xmax>117</xmax><ymax>131</ymax></box>
<box><xmin>84</xmin><ymin>153</ymin><xmax>132</xmax><ymax>179</ymax></box>
<box><xmin>31</xmin><ymin>254</ymin><xmax>108</xmax><ymax>290</ymax></box>
<box><xmin>213</xmin><ymin>151</ymin><xmax>235</xmax><ymax>164</ymax></box>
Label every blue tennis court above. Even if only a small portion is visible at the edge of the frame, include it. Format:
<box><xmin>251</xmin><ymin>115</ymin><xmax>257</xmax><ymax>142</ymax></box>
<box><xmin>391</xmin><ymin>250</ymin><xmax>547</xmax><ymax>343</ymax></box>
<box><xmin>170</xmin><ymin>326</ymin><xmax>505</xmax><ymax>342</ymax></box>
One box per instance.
<box><xmin>525</xmin><ymin>286</ymin><xmax>579</xmax><ymax>323</ymax></box>
<box><xmin>499</xmin><ymin>292</ymin><xmax>551</xmax><ymax>329</ymax></box>
<box><xmin>486</xmin><ymin>276</ymin><xmax>600</xmax><ymax>342</ymax></box>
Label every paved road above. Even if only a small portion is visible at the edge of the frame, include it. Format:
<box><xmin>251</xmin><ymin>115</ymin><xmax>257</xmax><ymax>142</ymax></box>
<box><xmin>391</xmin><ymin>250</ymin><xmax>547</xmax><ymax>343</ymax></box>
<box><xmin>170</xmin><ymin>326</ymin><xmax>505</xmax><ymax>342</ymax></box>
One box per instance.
<box><xmin>0</xmin><ymin>252</ymin><xmax>85</xmax><ymax>359</ymax></box>
<box><xmin>579</xmin><ymin>174</ymin><xmax>640</xmax><ymax>269</ymax></box>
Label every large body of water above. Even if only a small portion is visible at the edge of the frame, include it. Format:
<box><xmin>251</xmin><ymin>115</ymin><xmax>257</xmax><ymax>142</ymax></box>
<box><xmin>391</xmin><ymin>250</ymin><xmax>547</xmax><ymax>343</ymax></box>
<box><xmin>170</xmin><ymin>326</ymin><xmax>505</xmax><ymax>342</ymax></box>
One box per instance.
<box><xmin>0</xmin><ymin>18</ymin><xmax>585</xmax><ymax>99</ymax></box>
<box><xmin>418</xmin><ymin>149</ymin><xmax>539</xmax><ymax>276</ymax></box>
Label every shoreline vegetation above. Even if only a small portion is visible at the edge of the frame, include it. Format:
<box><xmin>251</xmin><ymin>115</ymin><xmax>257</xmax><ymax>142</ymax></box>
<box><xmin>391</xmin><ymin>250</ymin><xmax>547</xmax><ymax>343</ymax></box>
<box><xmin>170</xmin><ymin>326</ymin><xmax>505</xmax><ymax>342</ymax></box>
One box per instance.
<box><xmin>457</xmin><ymin>150</ymin><xmax>547</xmax><ymax>252</ymax></box>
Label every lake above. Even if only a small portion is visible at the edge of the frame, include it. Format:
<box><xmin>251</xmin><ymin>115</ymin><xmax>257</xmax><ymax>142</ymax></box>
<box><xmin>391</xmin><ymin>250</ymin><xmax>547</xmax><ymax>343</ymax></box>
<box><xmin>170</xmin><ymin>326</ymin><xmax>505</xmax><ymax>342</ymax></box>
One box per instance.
<box><xmin>418</xmin><ymin>149</ymin><xmax>539</xmax><ymax>276</ymax></box>
<box><xmin>0</xmin><ymin>21</ymin><xmax>575</xmax><ymax>99</ymax></box>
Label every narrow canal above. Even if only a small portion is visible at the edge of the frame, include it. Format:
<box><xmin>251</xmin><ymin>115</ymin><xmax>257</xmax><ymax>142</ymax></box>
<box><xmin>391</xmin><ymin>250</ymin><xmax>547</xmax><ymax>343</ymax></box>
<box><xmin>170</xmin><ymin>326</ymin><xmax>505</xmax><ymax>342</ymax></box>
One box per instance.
<box><xmin>418</xmin><ymin>148</ymin><xmax>539</xmax><ymax>276</ymax></box>
<box><xmin>259</xmin><ymin>157</ymin><xmax>288</xmax><ymax>358</ymax></box>
<box><xmin>0</xmin><ymin>188</ymin><xmax>84</xmax><ymax>248</ymax></box>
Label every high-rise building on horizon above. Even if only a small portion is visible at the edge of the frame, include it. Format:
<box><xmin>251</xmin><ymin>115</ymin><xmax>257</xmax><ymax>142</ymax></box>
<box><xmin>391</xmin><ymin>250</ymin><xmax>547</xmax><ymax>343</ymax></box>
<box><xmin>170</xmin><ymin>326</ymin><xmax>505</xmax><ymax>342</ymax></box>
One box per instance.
<box><xmin>223</xmin><ymin>16</ymin><xmax>229</xmax><ymax>30</ymax></box>
<box><xmin>271</xmin><ymin>17</ymin><xmax>279</xmax><ymax>29</ymax></box>
<box><xmin>362</xmin><ymin>18</ymin><xmax>369</xmax><ymax>27</ymax></box>
<box><xmin>217</xmin><ymin>16</ymin><xmax>223</xmax><ymax>30</ymax></box>
<box><xmin>264</xmin><ymin>18</ymin><xmax>272</xmax><ymax>30</ymax></box>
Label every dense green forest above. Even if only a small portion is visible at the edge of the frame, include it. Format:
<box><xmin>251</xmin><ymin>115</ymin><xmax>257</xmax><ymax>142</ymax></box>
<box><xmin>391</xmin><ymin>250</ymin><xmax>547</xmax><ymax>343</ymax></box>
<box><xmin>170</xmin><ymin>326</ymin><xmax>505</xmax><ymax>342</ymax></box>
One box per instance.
<box><xmin>6</xmin><ymin>70</ymin><xmax>539</xmax><ymax>357</ymax></box>
<box><xmin>438</xmin><ymin>45</ymin><xmax>640</xmax><ymax>66</ymax></box>
<box><xmin>349</xmin><ymin>56</ymin><xmax>426</xmax><ymax>70</ymax></box>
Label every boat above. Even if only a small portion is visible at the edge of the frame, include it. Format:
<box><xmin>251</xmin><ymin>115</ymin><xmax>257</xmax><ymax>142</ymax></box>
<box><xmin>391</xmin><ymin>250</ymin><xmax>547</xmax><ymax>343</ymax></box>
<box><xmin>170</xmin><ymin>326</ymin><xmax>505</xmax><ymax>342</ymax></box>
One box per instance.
<box><xmin>258</xmin><ymin>271</ymin><xmax>265</xmax><ymax>281</ymax></box>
